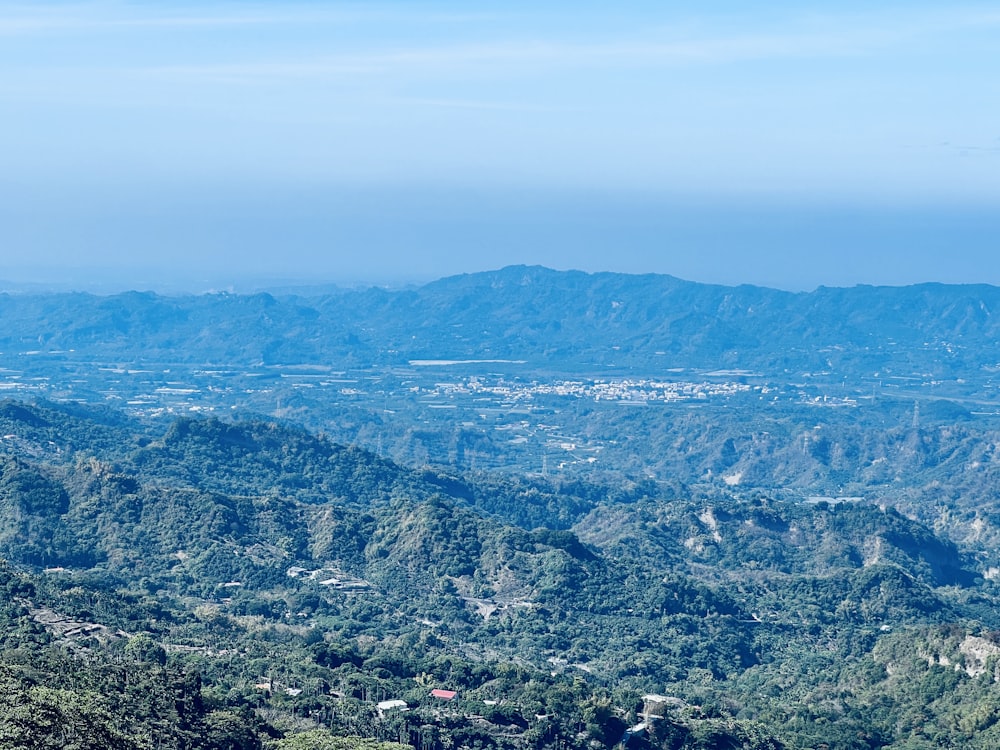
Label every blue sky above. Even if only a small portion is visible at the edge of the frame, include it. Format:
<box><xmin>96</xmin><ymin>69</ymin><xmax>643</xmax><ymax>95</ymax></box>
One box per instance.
<box><xmin>1</xmin><ymin>1</ymin><xmax>999</xmax><ymax>291</ymax></box>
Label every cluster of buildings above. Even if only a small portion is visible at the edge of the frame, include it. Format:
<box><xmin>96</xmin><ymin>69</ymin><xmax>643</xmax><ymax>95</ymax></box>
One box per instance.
<box><xmin>425</xmin><ymin>375</ymin><xmax>759</xmax><ymax>405</ymax></box>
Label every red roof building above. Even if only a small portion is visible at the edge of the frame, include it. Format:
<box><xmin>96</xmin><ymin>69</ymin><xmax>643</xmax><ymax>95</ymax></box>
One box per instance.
<box><xmin>430</xmin><ymin>689</ymin><xmax>458</xmax><ymax>700</ymax></box>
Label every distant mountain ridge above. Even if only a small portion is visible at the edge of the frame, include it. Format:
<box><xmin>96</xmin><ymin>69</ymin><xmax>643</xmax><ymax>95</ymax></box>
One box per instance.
<box><xmin>1</xmin><ymin>265</ymin><xmax>999</xmax><ymax>377</ymax></box>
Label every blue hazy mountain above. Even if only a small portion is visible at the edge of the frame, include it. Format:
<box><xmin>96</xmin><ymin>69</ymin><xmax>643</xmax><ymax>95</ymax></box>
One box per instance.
<box><xmin>0</xmin><ymin>266</ymin><xmax>997</xmax><ymax>378</ymax></box>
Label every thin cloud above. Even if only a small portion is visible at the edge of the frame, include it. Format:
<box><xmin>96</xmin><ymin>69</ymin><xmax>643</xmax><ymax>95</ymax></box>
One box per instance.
<box><xmin>955</xmin><ymin>145</ymin><xmax>1000</xmax><ymax>155</ymax></box>
<box><xmin>389</xmin><ymin>96</ymin><xmax>563</xmax><ymax>113</ymax></box>
<box><xmin>0</xmin><ymin>3</ymin><xmax>500</xmax><ymax>35</ymax></box>
<box><xmin>133</xmin><ymin>36</ymin><xmax>862</xmax><ymax>85</ymax></box>
<box><xmin>138</xmin><ymin>60</ymin><xmax>379</xmax><ymax>85</ymax></box>
<box><xmin>0</xmin><ymin>9</ymin><xmax>276</xmax><ymax>34</ymax></box>
<box><xmin>126</xmin><ymin>6</ymin><xmax>1000</xmax><ymax>85</ymax></box>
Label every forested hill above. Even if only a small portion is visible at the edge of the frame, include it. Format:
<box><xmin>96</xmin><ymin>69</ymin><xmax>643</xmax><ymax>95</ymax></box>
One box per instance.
<box><xmin>2</xmin><ymin>265</ymin><xmax>999</xmax><ymax>373</ymax></box>
<box><xmin>4</xmin><ymin>401</ymin><xmax>1000</xmax><ymax>748</ymax></box>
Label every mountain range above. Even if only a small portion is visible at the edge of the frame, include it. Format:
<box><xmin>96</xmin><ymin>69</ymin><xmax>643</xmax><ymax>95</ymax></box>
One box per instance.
<box><xmin>1</xmin><ymin>265</ymin><xmax>998</xmax><ymax>378</ymax></box>
<box><xmin>3</xmin><ymin>268</ymin><xmax>1000</xmax><ymax>749</ymax></box>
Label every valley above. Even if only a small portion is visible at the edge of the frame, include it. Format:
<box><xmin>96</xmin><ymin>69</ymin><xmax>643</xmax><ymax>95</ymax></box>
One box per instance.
<box><xmin>3</xmin><ymin>268</ymin><xmax>1000</xmax><ymax>749</ymax></box>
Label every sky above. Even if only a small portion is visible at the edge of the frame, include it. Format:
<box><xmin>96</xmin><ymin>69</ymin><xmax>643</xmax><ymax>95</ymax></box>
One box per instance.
<box><xmin>1</xmin><ymin>1</ymin><xmax>999</xmax><ymax>292</ymax></box>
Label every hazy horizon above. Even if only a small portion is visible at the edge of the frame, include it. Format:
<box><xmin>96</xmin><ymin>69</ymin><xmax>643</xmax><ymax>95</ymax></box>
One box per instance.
<box><xmin>3</xmin><ymin>2</ymin><xmax>999</xmax><ymax>292</ymax></box>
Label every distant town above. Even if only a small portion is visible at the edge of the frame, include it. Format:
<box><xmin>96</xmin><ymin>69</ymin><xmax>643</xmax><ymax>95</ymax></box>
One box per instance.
<box><xmin>1</xmin><ymin>348</ymin><xmax>993</xmax><ymax>479</ymax></box>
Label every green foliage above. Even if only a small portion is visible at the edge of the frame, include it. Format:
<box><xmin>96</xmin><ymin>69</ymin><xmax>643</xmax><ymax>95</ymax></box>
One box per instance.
<box><xmin>0</xmin><ymin>675</ymin><xmax>129</xmax><ymax>750</ymax></box>
<box><xmin>0</xmin><ymin>402</ymin><xmax>997</xmax><ymax>749</ymax></box>
<box><xmin>123</xmin><ymin>634</ymin><xmax>167</xmax><ymax>665</ymax></box>
<box><xmin>266</xmin><ymin>731</ymin><xmax>408</xmax><ymax>750</ymax></box>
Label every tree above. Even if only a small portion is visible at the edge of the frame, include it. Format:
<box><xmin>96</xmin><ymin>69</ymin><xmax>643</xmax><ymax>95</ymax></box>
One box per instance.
<box><xmin>265</xmin><ymin>730</ymin><xmax>409</xmax><ymax>750</ymax></box>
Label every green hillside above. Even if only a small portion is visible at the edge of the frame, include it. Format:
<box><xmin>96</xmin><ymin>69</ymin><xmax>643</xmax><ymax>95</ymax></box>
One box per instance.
<box><xmin>1</xmin><ymin>401</ymin><xmax>999</xmax><ymax>748</ymax></box>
